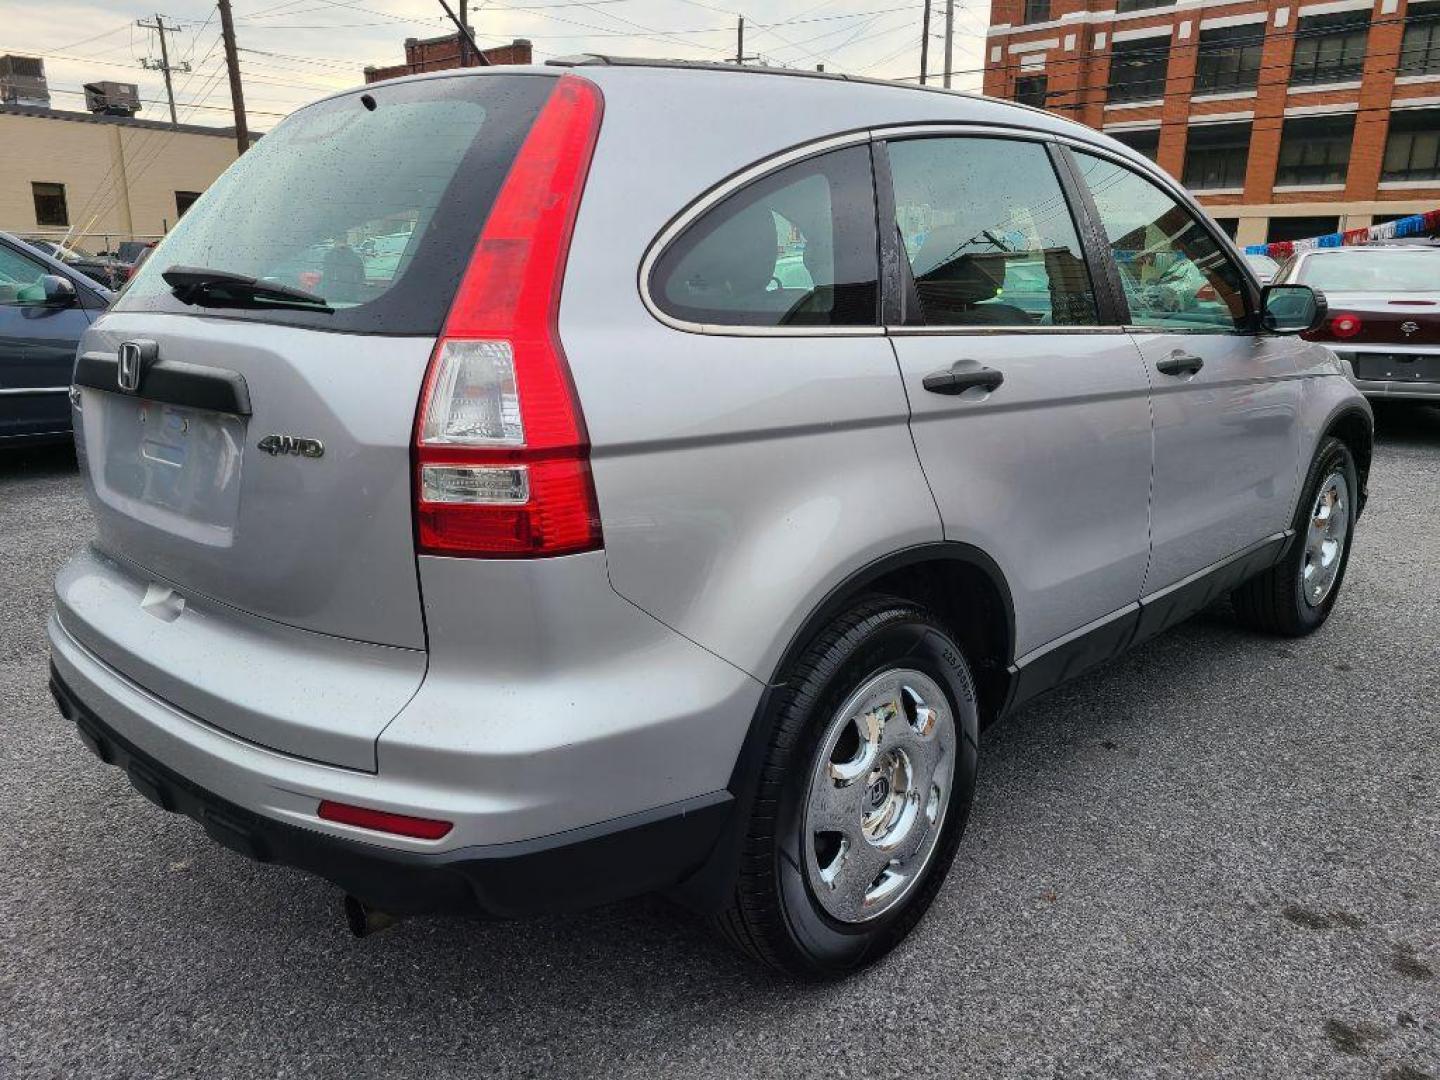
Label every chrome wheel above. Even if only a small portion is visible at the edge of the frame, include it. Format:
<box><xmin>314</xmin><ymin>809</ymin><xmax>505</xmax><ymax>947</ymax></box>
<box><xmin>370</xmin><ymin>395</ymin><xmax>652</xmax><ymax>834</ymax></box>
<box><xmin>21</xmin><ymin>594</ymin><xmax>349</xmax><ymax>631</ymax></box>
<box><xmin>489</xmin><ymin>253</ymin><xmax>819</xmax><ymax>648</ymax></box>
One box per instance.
<box><xmin>1302</xmin><ymin>471</ymin><xmax>1350</xmax><ymax>608</ymax></box>
<box><xmin>803</xmin><ymin>669</ymin><xmax>956</xmax><ymax>924</ymax></box>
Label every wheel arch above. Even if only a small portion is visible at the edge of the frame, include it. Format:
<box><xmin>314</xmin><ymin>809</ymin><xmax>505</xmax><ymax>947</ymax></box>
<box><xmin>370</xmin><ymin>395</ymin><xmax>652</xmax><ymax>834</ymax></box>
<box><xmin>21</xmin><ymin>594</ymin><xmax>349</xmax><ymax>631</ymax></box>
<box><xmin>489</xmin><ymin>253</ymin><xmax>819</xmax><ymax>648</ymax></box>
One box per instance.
<box><xmin>671</xmin><ymin>542</ymin><xmax>1017</xmax><ymax>913</ymax></box>
<box><xmin>1317</xmin><ymin>403</ymin><xmax>1374</xmax><ymax>517</ymax></box>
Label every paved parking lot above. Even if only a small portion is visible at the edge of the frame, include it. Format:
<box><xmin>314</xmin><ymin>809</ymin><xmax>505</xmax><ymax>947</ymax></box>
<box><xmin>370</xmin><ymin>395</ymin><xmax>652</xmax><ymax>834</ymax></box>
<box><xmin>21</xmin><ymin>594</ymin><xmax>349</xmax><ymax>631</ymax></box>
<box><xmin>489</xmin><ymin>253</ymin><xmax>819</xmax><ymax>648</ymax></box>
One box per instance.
<box><xmin>2</xmin><ymin>406</ymin><xmax>1437</xmax><ymax>1080</ymax></box>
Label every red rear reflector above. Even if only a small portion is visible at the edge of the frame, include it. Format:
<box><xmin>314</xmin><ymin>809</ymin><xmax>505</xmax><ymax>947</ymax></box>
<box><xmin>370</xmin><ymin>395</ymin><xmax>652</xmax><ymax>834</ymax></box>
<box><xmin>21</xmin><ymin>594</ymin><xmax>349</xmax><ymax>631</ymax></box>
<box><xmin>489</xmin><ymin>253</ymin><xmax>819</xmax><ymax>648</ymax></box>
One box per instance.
<box><xmin>1330</xmin><ymin>312</ymin><xmax>1363</xmax><ymax>339</ymax></box>
<box><xmin>414</xmin><ymin>74</ymin><xmax>603</xmax><ymax>558</ymax></box>
<box><xmin>317</xmin><ymin>800</ymin><xmax>453</xmax><ymax>840</ymax></box>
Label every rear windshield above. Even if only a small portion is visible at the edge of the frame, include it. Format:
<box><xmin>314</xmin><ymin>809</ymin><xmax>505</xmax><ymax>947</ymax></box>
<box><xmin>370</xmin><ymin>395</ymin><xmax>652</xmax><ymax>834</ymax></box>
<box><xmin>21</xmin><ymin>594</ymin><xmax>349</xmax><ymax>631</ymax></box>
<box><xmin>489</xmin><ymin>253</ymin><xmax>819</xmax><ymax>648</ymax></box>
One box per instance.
<box><xmin>116</xmin><ymin>73</ymin><xmax>555</xmax><ymax>335</ymax></box>
<box><xmin>1294</xmin><ymin>250</ymin><xmax>1440</xmax><ymax>292</ymax></box>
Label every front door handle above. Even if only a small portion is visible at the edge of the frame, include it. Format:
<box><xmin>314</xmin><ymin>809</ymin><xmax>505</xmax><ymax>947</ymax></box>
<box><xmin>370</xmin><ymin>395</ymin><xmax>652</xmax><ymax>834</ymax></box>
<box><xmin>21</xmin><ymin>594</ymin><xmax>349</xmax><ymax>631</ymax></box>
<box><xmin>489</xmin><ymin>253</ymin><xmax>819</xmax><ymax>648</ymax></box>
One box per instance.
<box><xmin>922</xmin><ymin>361</ymin><xmax>1005</xmax><ymax>395</ymax></box>
<box><xmin>1155</xmin><ymin>351</ymin><xmax>1204</xmax><ymax>376</ymax></box>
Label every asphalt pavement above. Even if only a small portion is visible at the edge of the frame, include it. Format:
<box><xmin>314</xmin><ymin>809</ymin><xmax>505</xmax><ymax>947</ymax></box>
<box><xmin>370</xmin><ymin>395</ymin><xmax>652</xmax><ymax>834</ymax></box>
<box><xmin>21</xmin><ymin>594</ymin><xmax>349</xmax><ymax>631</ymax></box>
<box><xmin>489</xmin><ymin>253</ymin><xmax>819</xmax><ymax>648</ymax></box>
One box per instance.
<box><xmin>1</xmin><ymin>405</ymin><xmax>1437</xmax><ymax>1080</ymax></box>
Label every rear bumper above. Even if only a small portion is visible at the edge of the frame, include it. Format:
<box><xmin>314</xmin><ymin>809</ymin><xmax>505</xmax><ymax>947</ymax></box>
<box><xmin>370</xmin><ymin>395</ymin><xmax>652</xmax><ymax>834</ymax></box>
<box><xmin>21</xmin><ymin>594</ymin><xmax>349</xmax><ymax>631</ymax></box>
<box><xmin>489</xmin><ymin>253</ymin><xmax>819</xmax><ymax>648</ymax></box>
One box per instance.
<box><xmin>49</xmin><ymin>663</ymin><xmax>733</xmax><ymax>917</ymax></box>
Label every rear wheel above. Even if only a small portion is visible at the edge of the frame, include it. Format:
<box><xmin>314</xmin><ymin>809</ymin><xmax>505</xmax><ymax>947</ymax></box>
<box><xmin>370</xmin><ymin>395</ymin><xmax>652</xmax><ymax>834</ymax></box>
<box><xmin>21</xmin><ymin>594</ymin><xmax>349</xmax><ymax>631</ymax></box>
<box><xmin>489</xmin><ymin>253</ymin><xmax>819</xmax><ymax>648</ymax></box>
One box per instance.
<box><xmin>715</xmin><ymin>597</ymin><xmax>979</xmax><ymax>978</ymax></box>
<box><xmin>1232</xmin><ymin>437</ymin><xmax>1358</xmax><ymax>636</ymax></box>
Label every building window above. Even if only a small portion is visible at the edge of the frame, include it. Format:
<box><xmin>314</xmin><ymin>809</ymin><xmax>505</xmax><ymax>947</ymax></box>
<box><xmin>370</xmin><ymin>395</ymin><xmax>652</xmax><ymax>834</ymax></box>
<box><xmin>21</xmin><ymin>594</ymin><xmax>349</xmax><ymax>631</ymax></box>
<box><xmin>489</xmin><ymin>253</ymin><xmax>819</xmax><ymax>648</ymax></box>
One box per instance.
<box><xmin>1400</xmin><ymin>1</ymin><xmax>1440</xmax><ymax>76</ymax></box>
<box><xmin>1015</xmin><ymin>74</ymin><xmax>1047</xmax><ymax>107</ymax></box>
<box><xmin>1116</xmin><ymin>0</ymin><xmax>1174</xmax><ymax>12</ymax></box>
<box><xmin>31</xmin><ymin>182</ymin><xmax>68</xmax><ymax>227</ymax></box>
<box><xmin>1022</xmin><ymin>0</ymin><xmax>1051</xmax><ymax>24</ymax></box>
<box><xmin>1194</xmin><ymin>24</ymin><xmax>1264</xmax><ymax>94</ymax></box>
<box><xmin>1183</xmin><ymin>122</ymin><xmax>1251</xmax><ymax>190</ymax></box>
<box><xmin>1212</xmin><ymin>217</ymin><xmax>1240</xmax><ymax>239</ymax></box>
<box><xmin>176</xmin><ymin>191</ymin><xmax>201</xmax><ymax>217</ymax></box>
<box><xmin>1275</xmin><ymin>115</ymin><xmax>1355</xmax><ymax>187</ymax></box>
<box><xmin>1109</xmin><ymin>37</ymin><xmax>1171</xmax><ymax>103</ymax></box>
<box><xmin>1110</xmin><ymin>127</ymin><xmax>1160</xmax><ymax>161</ymax></box>
<box><xmin>1290</xmin><ymin>11</ymin><xmax>1370</xmax><ymax>86</ymax></box>
<box><xmin>1266</xmin><ymin>216</ymin><xmax>1339</xmax><ymax>243</ymax></box>
<box><xmin>1382</xmin><ymin>108</ymin><xmax>1440</xmax><ymax>183</ymax></box>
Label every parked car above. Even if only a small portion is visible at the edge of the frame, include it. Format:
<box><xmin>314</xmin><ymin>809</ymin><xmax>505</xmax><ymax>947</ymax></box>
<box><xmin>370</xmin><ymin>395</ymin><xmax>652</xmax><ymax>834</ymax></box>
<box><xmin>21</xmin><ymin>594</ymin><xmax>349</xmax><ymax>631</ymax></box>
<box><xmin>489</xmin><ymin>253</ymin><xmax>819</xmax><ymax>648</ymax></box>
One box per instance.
<box><xmin>48</xmin><ymin>62</ymin><xmax>1372</xmax><ymax>978</ymax></box>
<box><xmin>1273</xmin><ymin>244</ymin><xmax>1440</xmax><ymax>402</ymax></box>
<box><xmin>21</xmin><ymin>238</ymin><xmax>126</xmax><ymax>290</ymax></box>
<box><xmin>0</xmin><ymin>231</ymin><xmax>112</xmax><ymax>446</ymax></box>
<box><xmin>1245</xmin><ymin>252</ymin><xmax>1281</xmax><ymax>284</ymax></box>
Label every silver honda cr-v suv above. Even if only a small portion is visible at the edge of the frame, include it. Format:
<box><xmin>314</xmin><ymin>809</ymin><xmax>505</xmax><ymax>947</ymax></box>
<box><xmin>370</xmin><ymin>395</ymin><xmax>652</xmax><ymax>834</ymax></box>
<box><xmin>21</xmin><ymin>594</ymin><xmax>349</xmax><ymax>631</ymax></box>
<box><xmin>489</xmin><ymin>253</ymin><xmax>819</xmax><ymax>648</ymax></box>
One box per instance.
<box><xmin>49</xmin><ymin>58</ymin><xmax>1372</xmax><ymax>978</ymax></box>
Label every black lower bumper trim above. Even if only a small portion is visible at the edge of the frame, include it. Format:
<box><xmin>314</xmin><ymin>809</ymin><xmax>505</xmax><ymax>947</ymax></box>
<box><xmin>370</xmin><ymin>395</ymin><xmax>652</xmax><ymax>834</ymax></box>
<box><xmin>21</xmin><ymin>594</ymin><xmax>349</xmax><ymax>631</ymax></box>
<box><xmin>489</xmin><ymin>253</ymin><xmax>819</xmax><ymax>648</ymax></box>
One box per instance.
<box><xmin>49</xmin><ymin>665</ymin><xmax>733</xmax><ymax>918</ymax></box>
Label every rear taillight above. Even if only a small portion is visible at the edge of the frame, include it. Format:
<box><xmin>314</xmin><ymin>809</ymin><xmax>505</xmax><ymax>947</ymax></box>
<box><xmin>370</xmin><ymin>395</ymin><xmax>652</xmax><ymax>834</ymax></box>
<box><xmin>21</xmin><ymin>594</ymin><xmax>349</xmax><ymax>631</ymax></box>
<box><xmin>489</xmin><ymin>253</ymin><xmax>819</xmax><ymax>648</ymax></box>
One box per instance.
<box><xmin>1330</xmin><ymin>312</ymin><xmax>1363</xmax><ymax>339</ymax></box>
<box><xmin>414</xmin><ymin>74</ymin><xmax>603</xmax><ymax>558</ymax></box>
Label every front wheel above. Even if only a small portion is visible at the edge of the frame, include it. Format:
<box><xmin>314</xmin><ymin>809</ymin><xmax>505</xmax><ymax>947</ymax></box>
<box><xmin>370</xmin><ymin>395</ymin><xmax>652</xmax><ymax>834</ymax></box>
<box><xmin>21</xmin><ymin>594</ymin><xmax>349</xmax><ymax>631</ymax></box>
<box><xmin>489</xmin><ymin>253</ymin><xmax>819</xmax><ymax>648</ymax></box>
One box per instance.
<box><xmin>715</xmin><ymin>597</ymin><xmax>980</xmax><ymax>978</ymax></box>
<box><xmin>1232</xmin><ymin>436</ymin><xmax>1359</xmax><ymax>636</ymax></box>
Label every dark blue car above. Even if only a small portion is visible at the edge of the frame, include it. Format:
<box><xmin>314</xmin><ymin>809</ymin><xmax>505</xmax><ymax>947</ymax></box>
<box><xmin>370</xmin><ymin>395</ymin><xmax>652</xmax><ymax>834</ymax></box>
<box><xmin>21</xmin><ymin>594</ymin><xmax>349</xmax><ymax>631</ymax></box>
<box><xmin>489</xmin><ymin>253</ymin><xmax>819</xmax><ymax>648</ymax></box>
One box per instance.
<box><xmin>0</xmin><ymin>231</ymin><xmax>113</xmax><ymax>446</ymax></box>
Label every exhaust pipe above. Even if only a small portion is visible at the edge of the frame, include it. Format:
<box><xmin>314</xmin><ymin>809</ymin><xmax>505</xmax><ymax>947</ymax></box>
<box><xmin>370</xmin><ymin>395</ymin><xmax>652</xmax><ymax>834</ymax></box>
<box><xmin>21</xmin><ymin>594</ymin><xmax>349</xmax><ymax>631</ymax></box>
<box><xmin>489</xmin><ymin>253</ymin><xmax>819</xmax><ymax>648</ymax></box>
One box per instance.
<box><xmin>344</xmin><ymin>894</ymin><xmax>400</xmax><ymax>938</ymax></box>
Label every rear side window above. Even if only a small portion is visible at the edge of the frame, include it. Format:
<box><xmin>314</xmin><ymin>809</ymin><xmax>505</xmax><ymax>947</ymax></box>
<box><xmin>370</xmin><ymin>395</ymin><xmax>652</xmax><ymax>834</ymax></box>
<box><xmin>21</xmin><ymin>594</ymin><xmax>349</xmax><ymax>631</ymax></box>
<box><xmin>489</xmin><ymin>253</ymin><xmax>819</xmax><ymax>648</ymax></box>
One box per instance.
<box><xmin>650</xmin><ymin>145</ymin><xmax>878</xmax><ymax>328</ymax></box>
<box><xmin>886</xmin><ymin>136</ymin><xmax>1098</xmax><ymax>327</ymax></box>
<box><xmin>117</xmin><ymin>74</ymin><xmax>555</xmax><ymax>335</ymax></box>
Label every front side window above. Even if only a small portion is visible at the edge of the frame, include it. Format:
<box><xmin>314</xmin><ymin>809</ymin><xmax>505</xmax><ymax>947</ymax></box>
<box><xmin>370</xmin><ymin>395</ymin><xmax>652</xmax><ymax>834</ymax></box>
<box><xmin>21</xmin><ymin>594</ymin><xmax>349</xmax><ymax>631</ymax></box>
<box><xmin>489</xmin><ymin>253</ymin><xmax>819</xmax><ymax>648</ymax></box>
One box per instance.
<box><xmin>650</xmin><ymin>145</ymin><xmax>878</xmax><ymax>329</ymax></box>
<box><xmin>1073</xmin><ymin>152</ymin><xmax>1249</xmax><ymax>331</ymax></box>
<box><xmin>0</xmin><ymin>243</ymin><xmax>49</xmax><ymax>305</ymax></box>
<box><xmin>1109</xmin><ymin>37</ymin><xmax>1171</xmax><ymax>103</ymax></box>
<box><xmin>1275</xmin><ymin>115</ymin><xmax>1355</xmax><ymax>187</ymax></box>
<box><xmin>1194</xmin><ymin>24</ymin><xmax>1264</xmax><ymax>94</ymax></box>
<box><xmin>1383</xmin><ymin>108</ymin><xmax>1440</xmax><ymax>182</ymax></box>
<box><xmin>1291</xmin><ymin>11</ymin><xmax>1370</xmax><ymax>85</ymax></box>
<box><xmin>1182</xmin><ymin>122</ymin><xmax>1251</xmax><ymax>190</ymax></box>
<box><xmin>887</xmin><ymin>137</ymin><xmax>1098</xmax><ymax>328</ymax></box>
<box><xmin>31</xmin><ymin>182</ymin><xmax>68</xmax><ymax>227</ymax></box>
<box><xmin>1399</xmin><ymin>1</ymin><xmax>1440</xmax><ymax>75</ymax></box>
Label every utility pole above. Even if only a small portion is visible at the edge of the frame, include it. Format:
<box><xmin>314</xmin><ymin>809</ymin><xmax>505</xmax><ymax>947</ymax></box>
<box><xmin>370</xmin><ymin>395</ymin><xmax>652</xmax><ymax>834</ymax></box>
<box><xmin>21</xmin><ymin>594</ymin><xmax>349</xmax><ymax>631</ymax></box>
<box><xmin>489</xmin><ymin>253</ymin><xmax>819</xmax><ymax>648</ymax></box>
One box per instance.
<box><xmin>458</xmin><ymin>0</ymin><xmax>470</xmax><ymax>67</ymax></box>
<box><xmin>920</xmin><ymin>0</ymin><xmax>931</xmax><ymax>85</ymax></box>
<box><xmin>436</xmin><ymin>0</ymin><xmax>489</xmax><ymax>64</ymax></box>
<box><xmin>942</xmin><ymin>0</ymin><xmax>954</xmax><ymax>88</ymax></box>
<box><xmin>736</xmin><ymin>16</ymin><xmax>744</xmax><ymax>65</ymax></box>
<box><xmin>136</xmin><ymin>14</ymin><xmax>190</xmax><ymax>127</ymax></box>
<box><xmin>216</xmin><ymin>0</ymin><xmax>248</xmax><ymax>156</ymax></box>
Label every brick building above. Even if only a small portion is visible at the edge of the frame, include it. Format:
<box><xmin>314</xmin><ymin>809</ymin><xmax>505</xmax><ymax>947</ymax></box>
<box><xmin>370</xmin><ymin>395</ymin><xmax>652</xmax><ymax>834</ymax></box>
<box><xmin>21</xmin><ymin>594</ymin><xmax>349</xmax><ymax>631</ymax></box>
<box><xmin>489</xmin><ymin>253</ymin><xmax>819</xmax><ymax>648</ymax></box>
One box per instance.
<box><xmin>364</xmin><ymin>33</ymin><xmax>532</xmax><ymax>84</ymax></box>
<box><xmin>983</xmin><ymin>0</ymin><xmax>1440</xmax><ymax>245</ymax></box>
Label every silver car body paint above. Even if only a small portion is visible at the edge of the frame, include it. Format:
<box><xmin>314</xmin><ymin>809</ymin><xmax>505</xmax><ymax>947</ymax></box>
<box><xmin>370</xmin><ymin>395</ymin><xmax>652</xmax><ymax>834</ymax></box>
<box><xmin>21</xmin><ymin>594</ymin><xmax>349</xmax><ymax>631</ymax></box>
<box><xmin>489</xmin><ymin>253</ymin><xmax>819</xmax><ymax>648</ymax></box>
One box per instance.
<box><xmin>50</xmin><ymin>64</ymin><xmax>1369</xmax><ymax>863</ymax></box>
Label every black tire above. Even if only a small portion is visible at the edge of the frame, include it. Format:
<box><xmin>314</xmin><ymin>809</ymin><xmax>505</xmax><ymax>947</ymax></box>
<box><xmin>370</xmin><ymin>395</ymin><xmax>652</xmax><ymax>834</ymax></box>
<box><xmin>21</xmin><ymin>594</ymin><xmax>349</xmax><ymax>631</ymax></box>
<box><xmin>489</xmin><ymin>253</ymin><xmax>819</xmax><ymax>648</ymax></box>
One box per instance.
<box><xmin>1232</xmin><ymin>436</ymin><xmax>1358</xmax><ymax>636</ymax></box>
<box><xmin>714</xmin><ymin>596</ymin><xmax>980</xmax><ymax>978</ymax></box>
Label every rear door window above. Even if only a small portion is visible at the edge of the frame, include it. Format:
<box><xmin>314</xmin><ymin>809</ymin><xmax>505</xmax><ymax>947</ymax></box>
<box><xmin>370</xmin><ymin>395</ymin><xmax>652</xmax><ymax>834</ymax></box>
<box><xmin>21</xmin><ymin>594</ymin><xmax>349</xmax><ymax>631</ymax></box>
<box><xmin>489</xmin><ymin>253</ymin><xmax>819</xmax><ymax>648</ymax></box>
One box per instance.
<box><xmin>650</xmin><ymin>144</ymin><xmax>879</xmax><ymax>328</ymax></box>
<box><xmin>117</xmin><ymin>74</ymin><xmax>556</xmax><ymax>335</ymax></box>
<box><xmin>886</xmin><ymin>136</ymin><xmax>1099</xmax><ymax>328</ymax></box>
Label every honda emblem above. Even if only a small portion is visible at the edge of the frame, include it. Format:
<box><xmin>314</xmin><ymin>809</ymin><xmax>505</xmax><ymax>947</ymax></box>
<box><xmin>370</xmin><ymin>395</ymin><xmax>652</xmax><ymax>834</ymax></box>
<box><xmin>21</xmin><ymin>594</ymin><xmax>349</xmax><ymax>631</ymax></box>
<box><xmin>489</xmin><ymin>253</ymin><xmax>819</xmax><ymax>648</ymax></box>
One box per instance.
<box><xmin>116</xmin><ymin>340</ymin><xmax>156</xmax><ymax>394</ymax></box>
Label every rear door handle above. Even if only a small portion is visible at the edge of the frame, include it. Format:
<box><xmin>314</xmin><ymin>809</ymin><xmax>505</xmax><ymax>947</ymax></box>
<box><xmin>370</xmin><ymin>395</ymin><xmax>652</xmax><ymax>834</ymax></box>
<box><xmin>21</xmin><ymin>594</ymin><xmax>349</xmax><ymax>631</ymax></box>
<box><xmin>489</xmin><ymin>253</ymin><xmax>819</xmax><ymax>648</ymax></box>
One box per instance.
<box><xmin>922</xmin><ymin>361</ymin><xmax>1004</xmax><ymax>395</ymax></box>
<box><xmin>1155</xmin><ymin>351</ymin><xmax>1204</xmax><ymax>377</ymax></box>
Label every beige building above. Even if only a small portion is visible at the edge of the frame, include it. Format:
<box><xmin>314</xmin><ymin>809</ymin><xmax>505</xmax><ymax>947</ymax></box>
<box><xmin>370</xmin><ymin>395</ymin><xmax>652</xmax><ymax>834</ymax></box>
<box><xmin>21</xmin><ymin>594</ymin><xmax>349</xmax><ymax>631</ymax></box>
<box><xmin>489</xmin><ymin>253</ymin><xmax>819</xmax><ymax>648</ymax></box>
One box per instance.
<box><xmin>0</xmin><ymin>103</ymin><xmax>256</xmax><ymax>248</ymax></box>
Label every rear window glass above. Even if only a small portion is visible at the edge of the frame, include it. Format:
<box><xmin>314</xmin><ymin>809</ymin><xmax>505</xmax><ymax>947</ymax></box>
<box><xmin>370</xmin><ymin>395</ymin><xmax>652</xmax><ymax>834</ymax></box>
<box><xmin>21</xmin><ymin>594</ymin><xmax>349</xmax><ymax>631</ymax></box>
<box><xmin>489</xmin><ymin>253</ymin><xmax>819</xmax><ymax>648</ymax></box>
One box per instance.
<box><xmin>117</xmin><ymin>73</ymin><xmax>555</xmax><ymax>335</ymax></box>
<box><xmin>1295</xmin><ymin>250</ymin><xmax>1440</xmax><ymax>292</ymax></box>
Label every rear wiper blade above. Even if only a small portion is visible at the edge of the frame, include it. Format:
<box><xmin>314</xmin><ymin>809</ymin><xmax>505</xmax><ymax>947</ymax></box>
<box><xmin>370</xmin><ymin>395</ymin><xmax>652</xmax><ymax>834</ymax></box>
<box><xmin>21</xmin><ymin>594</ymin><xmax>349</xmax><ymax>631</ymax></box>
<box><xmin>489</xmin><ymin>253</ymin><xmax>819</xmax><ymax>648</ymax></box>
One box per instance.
<box><xmin>162</xmin><ymin>265</ymin><xmax>333</xmax><ymax>312</ymax></box>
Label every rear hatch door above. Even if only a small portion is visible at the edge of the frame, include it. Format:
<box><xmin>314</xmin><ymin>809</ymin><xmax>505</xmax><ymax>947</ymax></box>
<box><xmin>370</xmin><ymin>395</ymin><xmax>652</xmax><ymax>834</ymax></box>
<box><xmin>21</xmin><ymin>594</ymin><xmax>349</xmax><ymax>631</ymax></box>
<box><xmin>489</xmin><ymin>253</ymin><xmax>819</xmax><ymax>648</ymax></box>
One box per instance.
<box><xmin>64</xmin><ymin>71</ymin><xmax>557</xmax><ymax>768</ymax></box>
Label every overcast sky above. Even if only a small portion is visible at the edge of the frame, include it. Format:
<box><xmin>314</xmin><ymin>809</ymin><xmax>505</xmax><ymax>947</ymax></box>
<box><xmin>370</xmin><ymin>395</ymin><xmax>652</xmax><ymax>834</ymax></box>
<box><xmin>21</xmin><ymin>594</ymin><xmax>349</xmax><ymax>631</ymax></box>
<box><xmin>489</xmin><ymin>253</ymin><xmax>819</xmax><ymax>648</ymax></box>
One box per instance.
<box><xmin>3</xmin><ymin>0</ymin><xmax>991</xmax><ymax>133</ymax></box>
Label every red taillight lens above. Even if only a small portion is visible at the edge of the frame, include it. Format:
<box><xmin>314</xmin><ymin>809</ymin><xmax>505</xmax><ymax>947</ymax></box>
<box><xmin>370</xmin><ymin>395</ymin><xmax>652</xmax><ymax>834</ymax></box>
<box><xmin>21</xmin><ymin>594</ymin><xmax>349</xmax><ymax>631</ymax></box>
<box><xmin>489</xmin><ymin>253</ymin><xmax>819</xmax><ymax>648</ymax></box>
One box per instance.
<box><xmin>414</xmin><ymin>74</ymin><xmax>603</xmax><ymax>558</ymax></box>
<box><xmin>1330</xmin><ymin>312</ymin><xmax>1363</xmax><ymax>339</ymax></box>
<box><xmin>317</xmin><ymin>800</ymin><xmax>453</xmax><ymax>840</ymax></box>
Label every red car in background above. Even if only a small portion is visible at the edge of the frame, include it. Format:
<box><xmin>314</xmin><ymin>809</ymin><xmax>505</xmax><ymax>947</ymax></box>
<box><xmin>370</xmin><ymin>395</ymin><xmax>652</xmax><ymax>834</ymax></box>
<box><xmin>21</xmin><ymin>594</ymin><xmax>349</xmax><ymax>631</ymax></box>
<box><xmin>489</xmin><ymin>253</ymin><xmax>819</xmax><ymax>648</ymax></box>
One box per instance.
<box><xmin>1275</xmin><ymin>244</ymin><xmax>1440</xmax><ymax>404</ymax></box>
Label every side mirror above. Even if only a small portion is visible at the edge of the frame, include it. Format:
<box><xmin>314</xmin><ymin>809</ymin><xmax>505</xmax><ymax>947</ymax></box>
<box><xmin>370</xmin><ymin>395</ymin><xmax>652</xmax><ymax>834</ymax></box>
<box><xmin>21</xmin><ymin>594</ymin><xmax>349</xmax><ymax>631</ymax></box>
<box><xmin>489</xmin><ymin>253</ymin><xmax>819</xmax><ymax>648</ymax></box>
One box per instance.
<box><xmin>1260</xmin><ymin>283</ymin><xmax>1326</xmax><ymax>335</ymax></box>
<box><xmin>39</xmin><ymin>274</ymin><xmax>77</xmax><ymax>306</ymax></box>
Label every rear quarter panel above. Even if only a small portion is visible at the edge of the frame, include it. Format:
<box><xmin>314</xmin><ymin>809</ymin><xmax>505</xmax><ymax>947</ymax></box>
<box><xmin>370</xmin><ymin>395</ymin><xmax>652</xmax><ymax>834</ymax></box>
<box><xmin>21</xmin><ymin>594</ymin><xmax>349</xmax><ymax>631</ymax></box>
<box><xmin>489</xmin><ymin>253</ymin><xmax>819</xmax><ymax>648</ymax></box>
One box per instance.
<box><xmin>561</xmin><ymin>70</ymin><xmax>982</xmax><ymax>681</ymax></box>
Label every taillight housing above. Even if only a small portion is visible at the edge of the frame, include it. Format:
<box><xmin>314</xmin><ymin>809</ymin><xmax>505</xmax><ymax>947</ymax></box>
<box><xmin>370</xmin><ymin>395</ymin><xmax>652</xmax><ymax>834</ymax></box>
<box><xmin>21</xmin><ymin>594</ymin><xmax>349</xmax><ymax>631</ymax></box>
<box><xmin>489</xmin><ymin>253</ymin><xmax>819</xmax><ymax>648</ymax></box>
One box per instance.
<box><xmin>414</xmin><ymin>74</ymin><xmax>603</xmax><ymax>558</ymax></box>
<box><xmin>1329</xmin><ymin>312</ymin><xmax>1363</xmax><ymax>340</ymax></box>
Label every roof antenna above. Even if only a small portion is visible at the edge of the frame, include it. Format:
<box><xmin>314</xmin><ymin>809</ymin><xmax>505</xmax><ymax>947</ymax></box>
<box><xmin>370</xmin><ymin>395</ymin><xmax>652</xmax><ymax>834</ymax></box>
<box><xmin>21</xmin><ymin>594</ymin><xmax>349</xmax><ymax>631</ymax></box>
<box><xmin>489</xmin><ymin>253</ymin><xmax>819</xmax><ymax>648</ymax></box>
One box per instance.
<box><xmin>434</xmin><ymin>0</ymin><xmax>490</xmax><ymax>66</ymax></box>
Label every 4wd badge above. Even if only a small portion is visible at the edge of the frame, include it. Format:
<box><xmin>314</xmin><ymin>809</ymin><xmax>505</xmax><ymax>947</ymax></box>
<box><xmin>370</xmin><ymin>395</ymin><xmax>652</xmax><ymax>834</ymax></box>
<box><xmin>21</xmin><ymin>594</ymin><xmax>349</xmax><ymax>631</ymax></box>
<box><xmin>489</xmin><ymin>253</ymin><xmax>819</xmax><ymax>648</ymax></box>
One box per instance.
<box><xmin>257</xmin><ymin>434</ymin><xmax>324</xmax><ymax>459</ymax></box>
